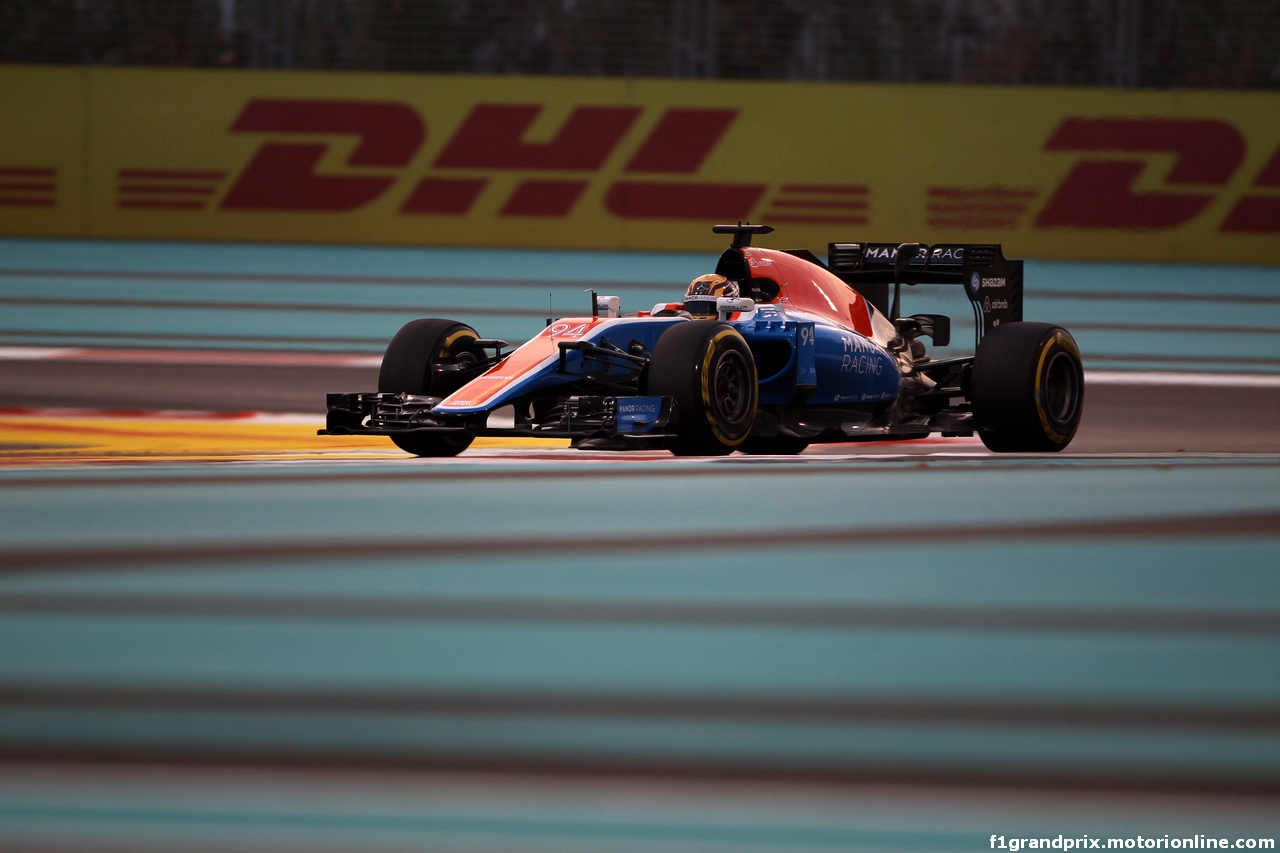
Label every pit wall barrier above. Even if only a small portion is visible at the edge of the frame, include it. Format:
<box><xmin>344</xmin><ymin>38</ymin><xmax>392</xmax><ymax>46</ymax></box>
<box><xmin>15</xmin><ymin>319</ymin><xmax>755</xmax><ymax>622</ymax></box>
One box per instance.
<box><xmin>3</xmin><ymin>65</ymin><xmax>1280</xmax><ymax>264</ymax></box>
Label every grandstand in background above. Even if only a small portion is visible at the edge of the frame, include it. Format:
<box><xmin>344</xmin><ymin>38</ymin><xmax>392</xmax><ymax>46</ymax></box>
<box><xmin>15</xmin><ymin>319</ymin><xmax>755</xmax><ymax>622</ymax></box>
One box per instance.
<box><xmin>3</xmin><ymin>0</ymin><xmax>1279</xmax><ymax>89</ymax></box>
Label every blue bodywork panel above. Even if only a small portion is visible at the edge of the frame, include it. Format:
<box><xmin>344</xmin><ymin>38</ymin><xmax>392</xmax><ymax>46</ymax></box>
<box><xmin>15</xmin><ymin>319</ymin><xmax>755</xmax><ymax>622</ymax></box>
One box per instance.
<box><xmin>808</xmin><ymin>324</ymin><xmax>900</xmax><ymax>404</ymax></box>
<box><xmin>615</xmin><ymin>396</ymin><xmax>665</xmax><ymax>434</ymax></box>
<box><xmin>441</xmin><ymin>308</ymin><xmax>898</xmax><ymax>415</ymax></box>
<box><xmin>732</xmin><ymin>305</ymin><xmax>900</xmax><ymax>406</ymax></box>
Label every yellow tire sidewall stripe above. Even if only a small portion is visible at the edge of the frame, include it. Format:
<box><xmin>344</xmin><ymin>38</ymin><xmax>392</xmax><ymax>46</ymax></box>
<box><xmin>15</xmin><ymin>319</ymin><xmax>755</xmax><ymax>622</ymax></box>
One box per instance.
<box><xmin>1034</xmin><ymin>331</ymin><xmax>1080</xmax><ymax>444</ymax></box>
<box><xmin>700</xmin><ymin>328</ymin><xmax>753</xmax><ymax>448</ymax></box>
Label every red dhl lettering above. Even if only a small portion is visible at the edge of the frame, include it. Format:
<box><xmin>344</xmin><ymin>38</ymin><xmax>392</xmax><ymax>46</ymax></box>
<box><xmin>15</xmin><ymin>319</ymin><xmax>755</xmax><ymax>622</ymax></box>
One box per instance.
<box><xmin>216</xmin><ymin>99</ymin><xmax>760</xmax><ymax>220</ymax></box>
<box><xmin>1034</xmin><ymin>118</ymin><xmax>1245</xmax><ymax>230</ymax></box>
<box><xmin>623</xmin><ymin>108</ymin><xmax>738</xmax><ymax>173</ymax></box>
<box><xmin>125</xmin><ymin>100</ymin><xmax>1280</xmax><ymax>234</ymax></box>
<box><xmin>1222</xmin><ymin>145</ymin><xmax>1280</xmax><ymax>233</ymax></box>
<box><xmin>931</xmin><ymin>117</ymin><xmax>1280</xmax><ymax>233</ymax></box>
<box><xmin>220</xmin><ymin>99</ymin><xmax>424</xmax><ymax>212</ymax></box>
<box><xmin>433</xmin><ymin>104</ymin><xmax>641</xmax><ymax>170</ymax></box>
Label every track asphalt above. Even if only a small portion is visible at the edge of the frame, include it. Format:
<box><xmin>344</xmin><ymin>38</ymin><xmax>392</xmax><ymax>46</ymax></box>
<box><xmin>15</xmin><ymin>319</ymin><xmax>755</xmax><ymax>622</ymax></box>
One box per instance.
<box><xmin>0</xmin><ymin>238</ymin><xmax>1277</xmax><ymax>850</ymax></box>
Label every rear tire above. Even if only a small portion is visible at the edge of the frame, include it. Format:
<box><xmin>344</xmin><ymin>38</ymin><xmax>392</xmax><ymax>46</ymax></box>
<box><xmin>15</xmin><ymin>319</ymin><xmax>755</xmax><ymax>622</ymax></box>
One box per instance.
<box><xmin>971</xmin><ymin>322</ymin><xmax>1083</xmax><ymax>452</ymax></box>
<box><xmin>378</xmin><ymin>318</ymin><xmax>479</xmax><ymax>457</ymax></box>
<box><xmin>649</xmin><ymin>322</ymin><xmax>758</xmax><ymax>456</ymax></box>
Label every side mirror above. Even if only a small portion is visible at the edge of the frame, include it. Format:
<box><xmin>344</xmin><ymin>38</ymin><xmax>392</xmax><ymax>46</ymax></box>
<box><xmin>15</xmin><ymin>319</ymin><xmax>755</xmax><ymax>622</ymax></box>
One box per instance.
<box><xmin>595</xmin><ymin>295</ymin><xmax>621</xmax><ymax>318</ymax></box>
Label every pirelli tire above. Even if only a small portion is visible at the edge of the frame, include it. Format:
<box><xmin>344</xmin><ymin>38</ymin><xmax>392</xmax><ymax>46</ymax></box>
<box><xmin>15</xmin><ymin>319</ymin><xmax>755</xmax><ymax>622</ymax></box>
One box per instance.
<box><xmin>649</xmin><ymin>321</ymin><xmax>758</xmax><ymax>456</ymax></box>
<box><xmin>971</xmin><ymin>321</ymin><xmax>1084</xmax><ymax>453</ymax></box>
<box><xmin>378</xmin><ymin>318</ymin><xmax>479</xmax><ymax>457</ymax></box>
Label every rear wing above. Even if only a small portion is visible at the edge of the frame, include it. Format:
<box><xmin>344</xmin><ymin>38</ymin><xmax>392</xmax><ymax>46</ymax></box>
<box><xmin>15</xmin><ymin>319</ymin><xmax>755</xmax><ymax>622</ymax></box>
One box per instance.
<box><xmin>825</xmin><ymin>242</ymin><xmax>1023</xmax><ymax>336</ymax></box>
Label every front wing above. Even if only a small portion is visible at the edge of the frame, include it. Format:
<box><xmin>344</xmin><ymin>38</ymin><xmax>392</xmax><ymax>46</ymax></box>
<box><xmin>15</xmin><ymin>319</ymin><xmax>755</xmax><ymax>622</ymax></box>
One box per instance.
<box><xmin>319</xmin><ymin>392</ymin><xmax>676</xmax><ymax>441</ymax></box>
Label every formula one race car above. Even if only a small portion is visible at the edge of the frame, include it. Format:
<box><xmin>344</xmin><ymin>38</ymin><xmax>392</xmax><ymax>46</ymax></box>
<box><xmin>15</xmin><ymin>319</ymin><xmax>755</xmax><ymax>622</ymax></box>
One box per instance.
<box><xmin>320</xmin><ymin>224</ymin><xmax>1084</xmax><ymax>455</ymax></box>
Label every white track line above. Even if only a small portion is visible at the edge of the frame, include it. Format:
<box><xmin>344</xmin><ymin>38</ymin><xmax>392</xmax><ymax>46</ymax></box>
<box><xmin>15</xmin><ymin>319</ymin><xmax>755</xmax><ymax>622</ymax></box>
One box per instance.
<box><xmin>0</xmin><ymin>347</ymin><xmax>82</xmax><ymax>360</ymax></box>
<box><xmin>1084</xmin><ymin>370</ymin><xmax>1280</xmax><ymax>388</ymax></box>
<box><xmin>0</xmin><ymin>346</ymin><xmax>381</xmax><ymax>368</ymax></box>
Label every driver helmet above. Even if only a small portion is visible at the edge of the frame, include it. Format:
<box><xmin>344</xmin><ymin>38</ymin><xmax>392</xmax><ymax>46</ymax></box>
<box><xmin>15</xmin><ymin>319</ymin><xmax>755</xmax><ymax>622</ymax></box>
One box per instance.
<box><xmin>684</xmin><ymin>274</ymin><xmax>739</xmax><ymax>317</ymax></box>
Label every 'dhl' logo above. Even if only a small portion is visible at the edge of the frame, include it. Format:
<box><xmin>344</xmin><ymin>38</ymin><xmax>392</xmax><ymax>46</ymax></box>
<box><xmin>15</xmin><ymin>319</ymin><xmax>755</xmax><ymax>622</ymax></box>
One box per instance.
<box><xmin>215</xmin><ymin>98</ymin><xmax>765</xmax><ymax>220</ymax></box>
<box><xmin>1035</xmin><ymin>117</ymin><xmax>1280</xmax><ymax>233</ymax></box>
<box><xmin>221</xmin><ymin>100</ymin><xmax>424</xmax><ymax>211</ymax></box>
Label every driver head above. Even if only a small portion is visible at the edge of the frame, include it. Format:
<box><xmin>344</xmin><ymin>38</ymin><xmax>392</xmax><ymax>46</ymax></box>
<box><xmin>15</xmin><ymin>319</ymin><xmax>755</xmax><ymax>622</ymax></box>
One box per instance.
<box><xmin>684</xmin><ymin>274</ymin><xmax>739</xmax><ymax>318</ymax></box>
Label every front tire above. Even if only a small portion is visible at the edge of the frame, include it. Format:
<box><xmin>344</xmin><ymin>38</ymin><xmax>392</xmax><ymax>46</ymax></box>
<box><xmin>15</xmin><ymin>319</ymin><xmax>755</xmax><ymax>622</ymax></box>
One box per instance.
<box><xmin>378</xmin><ymin>318</ymin><xmax>479</xmax><ymax>457</ymax></box>
<box><xmin>971</xmin><ymin>322</ymin><xmax>1084</xmax><ymax>452</ymax></box>
<box><xmin>649</xmin><ymin>322</ymin><xmax>758</xmax><ymax>456</ymax></box>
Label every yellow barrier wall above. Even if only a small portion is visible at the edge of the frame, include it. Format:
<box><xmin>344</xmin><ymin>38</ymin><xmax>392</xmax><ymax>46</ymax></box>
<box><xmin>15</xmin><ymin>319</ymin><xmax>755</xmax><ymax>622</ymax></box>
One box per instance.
<box><xmin>4</xmin><ymin>66</ymin><xmax>1280</xmax><ymax>263</ymax></box>
<box><xmin>0</xmin><ymin>67</ymin><xmax>87</xmax><ymax>238</ymax></box>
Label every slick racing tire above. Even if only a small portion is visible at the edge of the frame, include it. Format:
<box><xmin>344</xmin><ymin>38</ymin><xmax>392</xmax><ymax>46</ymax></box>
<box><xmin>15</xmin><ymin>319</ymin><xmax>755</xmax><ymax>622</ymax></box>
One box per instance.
<box><xmin>971</xmin><ymin>322</ymin><xmax>1084</xmax><ymax>453</ymax></box>
<box><xmin>378</xmin><ymin>318</ymin><xmax>479</xmax><ymax>457</ymax></box>
<box><xmin>649</xmin><ymin>321</ymin><xmax>758</xmax><ymax>456</ymax></box>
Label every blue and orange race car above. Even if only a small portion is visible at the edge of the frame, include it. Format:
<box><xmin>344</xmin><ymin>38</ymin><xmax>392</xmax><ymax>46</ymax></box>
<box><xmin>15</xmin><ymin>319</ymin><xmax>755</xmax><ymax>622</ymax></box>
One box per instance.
<box><xmin>321</xmin><ymin>224</ymin><xmax>1083</xmax><ymax>455</ymax></box>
